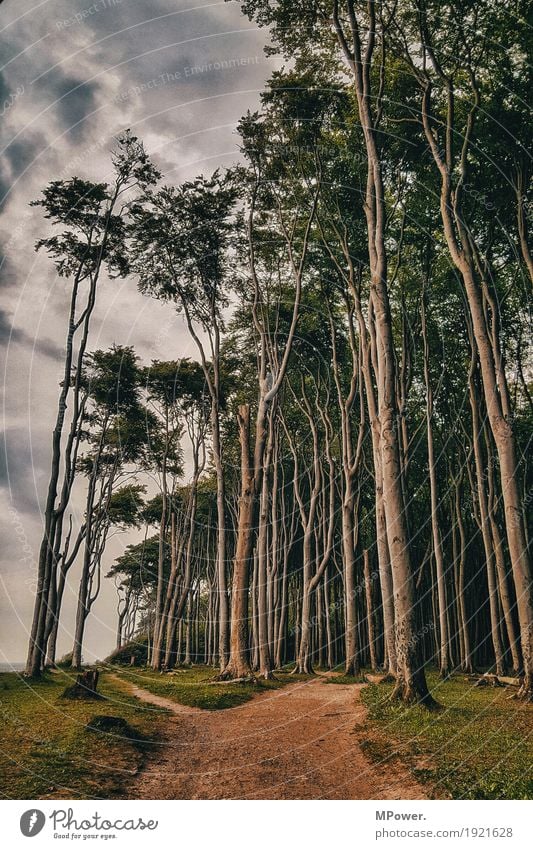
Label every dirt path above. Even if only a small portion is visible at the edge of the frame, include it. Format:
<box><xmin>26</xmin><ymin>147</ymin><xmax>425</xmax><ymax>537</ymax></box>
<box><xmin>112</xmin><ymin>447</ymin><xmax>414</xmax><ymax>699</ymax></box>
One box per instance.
<box><xmin>118</xmin><ymin>674</ymin><xmax>427</xmax><ymax>800</ymax></box>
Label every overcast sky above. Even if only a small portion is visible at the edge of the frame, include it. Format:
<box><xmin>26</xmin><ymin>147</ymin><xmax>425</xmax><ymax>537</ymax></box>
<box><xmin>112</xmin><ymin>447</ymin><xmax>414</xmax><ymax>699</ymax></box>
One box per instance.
<box><xmin>0</xmin><ymin>0</ymin><xmax>275</xmax><ymax>663</ymax></box>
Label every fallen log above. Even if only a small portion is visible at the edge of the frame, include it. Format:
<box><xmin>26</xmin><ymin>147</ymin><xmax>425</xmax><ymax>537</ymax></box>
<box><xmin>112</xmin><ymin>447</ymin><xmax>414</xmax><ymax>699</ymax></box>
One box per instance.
<box><xmin>467</xmin><ymin>673</ymin><xmax>521</xmax><ymax>689</ymax></box>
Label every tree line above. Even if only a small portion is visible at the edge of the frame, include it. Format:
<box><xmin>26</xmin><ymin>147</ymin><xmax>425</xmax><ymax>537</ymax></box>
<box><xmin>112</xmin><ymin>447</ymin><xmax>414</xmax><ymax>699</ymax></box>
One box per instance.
<box><xmin>24</xmin><ymin>0</ymin><xmax>532</xmax><ymax>706</ymax></box>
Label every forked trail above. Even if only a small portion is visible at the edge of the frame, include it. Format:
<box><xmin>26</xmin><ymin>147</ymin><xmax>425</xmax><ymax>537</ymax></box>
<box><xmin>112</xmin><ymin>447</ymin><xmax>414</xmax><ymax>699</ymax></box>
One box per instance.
<box><xmin>122</xmin><ymin>675</ymin><xmax>427</xmax><ymax>800</ymax></box>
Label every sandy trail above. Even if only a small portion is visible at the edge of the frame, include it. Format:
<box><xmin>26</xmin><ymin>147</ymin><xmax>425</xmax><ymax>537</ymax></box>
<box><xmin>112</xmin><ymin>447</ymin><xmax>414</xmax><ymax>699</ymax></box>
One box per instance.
<box><xmin>121</xmin><ymin>675</ymin><xmax>427</xmax><ymax>800</ymax></box>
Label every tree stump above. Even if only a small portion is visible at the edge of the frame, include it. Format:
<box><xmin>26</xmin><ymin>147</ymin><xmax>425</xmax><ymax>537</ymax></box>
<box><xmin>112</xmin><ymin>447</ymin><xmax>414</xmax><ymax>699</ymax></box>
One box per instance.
<box><xmin>61</xmin><ymin>670</ymin><xmax>103</xmax><ymax>700</ymax></box>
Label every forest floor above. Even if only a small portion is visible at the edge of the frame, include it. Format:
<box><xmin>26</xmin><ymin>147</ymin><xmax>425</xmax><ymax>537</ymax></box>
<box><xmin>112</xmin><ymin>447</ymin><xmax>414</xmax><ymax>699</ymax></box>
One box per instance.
<box><xmin>115</xmin><ymin>669</ymin><xmax>428</xmax><ymax>800</ymax></box>
<box><xmin>1</xmin><ymin>667</ymin><xmax>531</xmax><ymax>799</ymax></box>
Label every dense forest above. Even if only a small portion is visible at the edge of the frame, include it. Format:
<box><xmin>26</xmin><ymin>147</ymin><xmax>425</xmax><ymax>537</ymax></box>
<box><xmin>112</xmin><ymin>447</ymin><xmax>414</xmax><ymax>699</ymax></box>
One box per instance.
<box><xmin>24</xmin><ymin>0</ymin><xmax>532</xmax><ymax>710</ymax></box>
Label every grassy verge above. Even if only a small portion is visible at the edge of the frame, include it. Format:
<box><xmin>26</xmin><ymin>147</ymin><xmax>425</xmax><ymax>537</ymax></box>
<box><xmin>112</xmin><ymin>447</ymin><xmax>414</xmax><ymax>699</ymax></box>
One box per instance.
<box><xmin>0</xmin><ymin>670</ymin><xmax>163</xmax><ymax>799</ymax></box>
<box><xmin>361</xmin><ymin>672</ymin><xmax>533</xmax><ymax>799</ymax></box>
<box><xmin>322</xmin><ymin>673</ymin><xmax>369</xmax><ymax>685</ymax></box>
<box><xmin>112</xmin><ymin>665</ymin><xmax>311</xmax><ymax>710</ymax></box>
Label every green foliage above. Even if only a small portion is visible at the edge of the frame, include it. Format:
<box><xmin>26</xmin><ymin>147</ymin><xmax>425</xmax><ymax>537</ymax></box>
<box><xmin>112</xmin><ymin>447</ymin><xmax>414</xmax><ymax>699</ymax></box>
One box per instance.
<box><xmin>130</xmin><ymin>170</ymin><xmax>240</xmax><ymax>325</ymax></box>
<box><xmin>107</xmin><ymin>536</ymin><xmax>167</xmax><ymax>591</ymax></box>
<box><xmin>143</xmin><ymin>358</ymin><xmax>207</xmax><ymax>414</ymax></box>
<box><xmin>83</xmin><ymin>345</ymin><xmax>140</xmax><ymax>412</ymax></box>
<box><xmin>105</xmin><ymin>636</ymin><xmax>150</xmax><ymax>666</ymax></box>
<box><xmin>32</xmin><ymin>131</ymin><xmax>158</xmax><ymax>279</ymax></box>
<box><xmin>78</xmin><ymin>344</ymin><xmax>156</xmax><ymax>476</ymax></box>
<box><xmin>106</xmin><ymin>484</ymin><xmax>146</xmax><ymax>529</ymax></box>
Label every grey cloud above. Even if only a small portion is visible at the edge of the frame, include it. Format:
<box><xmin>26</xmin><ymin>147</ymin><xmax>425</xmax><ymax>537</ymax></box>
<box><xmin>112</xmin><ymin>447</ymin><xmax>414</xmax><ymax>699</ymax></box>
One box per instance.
<box><xmin>51</xmin><ymin>76</ymin><xmax>100</xmax><ymax>139</ymax></box>
<box><xmin>2</xmin><ymin>134</ymin><xmax>45</xmax><ymax>196</ymax></box>
<box><xmin>0</xmin><ymin>129</ymin><xmax>49</xmax><ymax>211</ymax></box>
<box><xmin>0</xmin><ymin>307</ymin><xmax>21</xmax><ymax>345</ymax></box>
<box><xmin>0</xmin><ymin>0</ymin><xmax>273</xmax><ymax>661</ymax></box>
<box><xmin>0</xmin><ymin>425</ymin><xmax>48</xmax><ymax>515</ymax></box>
<box><xmin>0</xmin><ymin>308</ymin><xmax>62</xmax><ymax>359</ymax></box>
<box><xmin>0</xmin><ymin>253</ymin><xmax>18</xmax><ymax>289</ymax></box>
<box><xmin>0</xmin><ymin>70</ymin><xmax>10</xmax><ymax>103</ymax></box>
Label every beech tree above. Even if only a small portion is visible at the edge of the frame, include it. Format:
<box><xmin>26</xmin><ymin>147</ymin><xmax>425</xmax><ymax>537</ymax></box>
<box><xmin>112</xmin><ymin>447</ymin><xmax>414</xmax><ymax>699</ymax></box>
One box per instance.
<box><xmin>395</xmin><ymin>0</ymin><xmax>533</xmax><ymax>698</ymax></box>
<box><xmin>25</xmin><ymin>133</ymin><xmax>158</xmax><ymax>677</ymax></box>
<box><xmin>70</xmin><ymin>345</ymin><xmax>149</xmax><ymax>668</ymax></box>
<box><xmin>140</xmin><ymin>359</ymin><xmax>205</xmax><ymax>669</ymax></box>
<box><xmin>131</xmin><ymin>173</ymin><xmax>239</xmax><ymax>670</ymax></box>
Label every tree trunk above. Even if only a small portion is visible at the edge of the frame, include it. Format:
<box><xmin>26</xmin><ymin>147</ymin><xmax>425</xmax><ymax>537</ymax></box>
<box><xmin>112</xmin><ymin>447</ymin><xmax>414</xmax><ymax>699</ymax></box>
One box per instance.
<box><xmin>342</xmin><ymin>501</ymin><xmax>360</xmax><ymax>676</ymax></box>
<box><xmin>152</xmin><ymin>438</ymin><xmax>168</xmax><ymax>669</ymax></box>
<box><xmin>421</xmin><ymin>292</ymin><xmax>450</xmax><ymax>677</ymax></box>
<box><xmin>453</xmin><ymin>473</ymin><xmax>474</xmax><ymax>673</ymax></box>
<box><xmin>212</xmin><ymin>406</ymin><xmax>229</xmax><ymax>670</ymax></box>
<box><xmin>363</xmin><ymin>549</ymin><xmax>378</xmax><ymax>672</ymax></box>
<box><xmin>256</xmin><ymin>412</ymin><xmax>274</xmax><ymax>678</ymax></box>
<box><xmin>417</xmin><ymin>63</ymin><xmax>533</xmax><ymax>698</ymax></box>
<box><xmin>220</xmin><ymin>405</ymin><xmax>254</xmax><ymax>680</ymax></box>
<box><xmin>485</xmin><ymin>425</ymin><xmax>523</xmax><ymax>674</ymax></box>
<box><xmin>332</xmin><ymin>0</ymin><xmax>434</xmax><ymax>707</ymax></box>
<box><xmin>469</xmin><ymin>366</ymin><xmax>506</xmax><ymax>675</ymax></box>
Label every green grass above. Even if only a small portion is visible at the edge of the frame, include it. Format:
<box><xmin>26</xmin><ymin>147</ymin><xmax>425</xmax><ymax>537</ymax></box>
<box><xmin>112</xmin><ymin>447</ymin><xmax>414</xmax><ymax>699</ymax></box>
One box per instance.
<box><xmin>361</xmin><ymin>671</ymin><xmax>533</xmax><ymax>800</ymax></box>
<box><xmin>0</xmin><ymin>670</ymin><xmax>163</xmax><ymax>799</ymax></box>
<box><xmin>112</xmin><ymin>665</ymin><xmax>311</xmax><ymax>710</ymax></box>
<box><xmin>322</xmin><ymin>673</ymin><xmax>369</xmax><ymax>685</ymax></box>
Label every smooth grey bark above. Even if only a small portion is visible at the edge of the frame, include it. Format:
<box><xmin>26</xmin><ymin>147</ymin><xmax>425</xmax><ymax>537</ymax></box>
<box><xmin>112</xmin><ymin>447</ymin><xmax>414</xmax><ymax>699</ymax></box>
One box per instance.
<box><xmin>421</xmin><ymin>291</ymin><xmax>450</xmax><ymax>677</ymax></box>
<box><xmin>220</xmin><ymin>405</ymin><xmax>255</xmax><ymax>680</ymax></box>
<box><xmin>363</xmin><ymin>549</ymin><xmax>379</xmax><ymax>672</ymax></box>
<box><xmin>412</xmin><ymin>16</ymin><xmax>533</xmax><ymax>699</ymax></box>
<box><xmin>332</xmin><ymin>1</ymin><xmax>434</xmax><ymax>705</ymax></box>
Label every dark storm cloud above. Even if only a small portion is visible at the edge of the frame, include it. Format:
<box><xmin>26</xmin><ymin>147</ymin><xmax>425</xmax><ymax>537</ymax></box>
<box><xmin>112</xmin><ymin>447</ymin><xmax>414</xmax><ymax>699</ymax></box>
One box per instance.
<box><xmin>0</xmin><ymin>130</ymin><xmax>50</xmax><ymax>212</ymax></box>
<box><xmin>3</xmin><ymin>134</ymin><xmax>45</xmax><ymax>189</ymax></box>
<box><xmin>53</xmin><ymin>76</ymin><xmax>100</xmax><ymax>139</ymax></box>
<box><xmin>0</xmin><ymin>426</ymin><xmax>48</xmax><ymax>514</ymax></box>
<box><xmin>34</xmin><ymin>335</ymin><xmax>63</xmax><ymax>358</ymax></box>
<box><xmin>0</xmin><ymin>307</ymin><xmax>62</xmax><ymax>359</ymax></box>
<box><xmin>0</xmin><ymin>255</ymin><xmax>17</xmax><ymax>289</ymax></box>
<box><xmin>0</xmin><ymin>307</ymin><xmax>20</xmax><ymax>344</ymax></box>
<box><xmin>4</xmin><ymin>136</ymin><xmax>41</xmax><ymax>176</ymax></box>
<box><xmin>0</xmin><ymin>69</ymin><xmax>9</xmax><ymax>103</ymax></box>
<box><xmin>0</xmin><ymin>172</ymin><xmax>10</xmax><ymax>208</ymax></box>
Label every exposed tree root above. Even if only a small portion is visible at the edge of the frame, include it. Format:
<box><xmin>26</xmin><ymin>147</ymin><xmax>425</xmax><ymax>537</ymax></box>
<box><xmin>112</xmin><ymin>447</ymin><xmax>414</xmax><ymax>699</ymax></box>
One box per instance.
<box><xmin>215</xmin><ymin>663</ymin><xmax>256</xmax><ymax>684</ymax></box>
<box><xmin>212</xmin><ymin>675</ymin><xmax>257</xmax><ymax>685</ymax></box>
<box><xmin>260</xmin><ymin>670</ymin><xmax>277</xmax><ymax>681</ymax></box>
<box><xmin>292</xmin><ymin>662</ymin><xmax>313</xmax><ymax>675</ymax></box>
<box><xmin>389</xmin><ymin>679</ymin><xmax>441</xmax><ymax>711</ymax></box>
<box><xmin>515</xmin><ymin>680</ymin><xmax>533</xmax><ymax>702</ymax></box>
